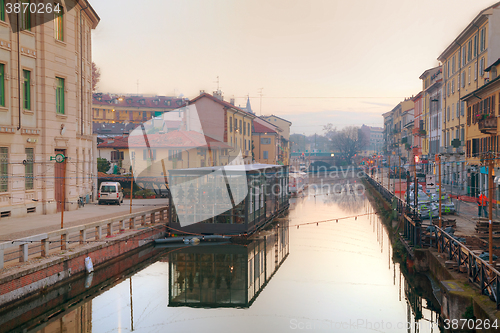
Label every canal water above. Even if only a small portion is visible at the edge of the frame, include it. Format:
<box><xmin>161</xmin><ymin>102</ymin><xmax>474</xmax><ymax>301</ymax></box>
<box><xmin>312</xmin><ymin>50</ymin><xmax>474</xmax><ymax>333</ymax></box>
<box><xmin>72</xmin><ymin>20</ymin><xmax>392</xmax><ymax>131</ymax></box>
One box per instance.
<box><xmin>1</xmin><ymin>174</ymin><xmax>443</xmax><ymax>333</ymax></box>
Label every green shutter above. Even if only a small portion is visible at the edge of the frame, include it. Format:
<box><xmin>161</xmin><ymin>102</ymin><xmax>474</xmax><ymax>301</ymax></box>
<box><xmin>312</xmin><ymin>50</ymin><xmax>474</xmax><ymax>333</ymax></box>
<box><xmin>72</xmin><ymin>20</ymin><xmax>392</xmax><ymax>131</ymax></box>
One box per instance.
<box><xmin>0</xmin><ymin>64</ymin><xmax>4</xmax><ymax>107</ymax></box>
<box><xmin>23</xmin><ymin>70</ymin><xmax>30</xmax><ymax>110</ymax></box>
<box><xmin>56</xmin><ymin>77</ymin><xmax>65</xmax><ymax>114</ymax></box>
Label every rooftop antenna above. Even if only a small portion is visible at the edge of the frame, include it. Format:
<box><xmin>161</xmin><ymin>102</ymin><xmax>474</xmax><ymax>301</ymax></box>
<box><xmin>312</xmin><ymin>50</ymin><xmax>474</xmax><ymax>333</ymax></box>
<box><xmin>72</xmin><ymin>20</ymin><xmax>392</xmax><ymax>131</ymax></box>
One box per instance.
<box><xmin>215</xmin><ymin>76</ymin><xmax>220</xmax><ymax>91</ymax></box>
<box><xmin>258</xmin><ymin>88</ymin><xmax>264</xmax><ymax>116</ymax></box>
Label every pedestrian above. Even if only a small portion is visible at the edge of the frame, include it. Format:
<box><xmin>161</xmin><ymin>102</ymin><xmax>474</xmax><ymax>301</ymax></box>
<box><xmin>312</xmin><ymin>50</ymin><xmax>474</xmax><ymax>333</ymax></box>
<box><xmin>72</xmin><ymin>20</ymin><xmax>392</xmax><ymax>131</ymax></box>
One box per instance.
<box><xmin>477</xmin><ymin>193</ymin><xmax>488</xmax><ymax>218</ymax></box>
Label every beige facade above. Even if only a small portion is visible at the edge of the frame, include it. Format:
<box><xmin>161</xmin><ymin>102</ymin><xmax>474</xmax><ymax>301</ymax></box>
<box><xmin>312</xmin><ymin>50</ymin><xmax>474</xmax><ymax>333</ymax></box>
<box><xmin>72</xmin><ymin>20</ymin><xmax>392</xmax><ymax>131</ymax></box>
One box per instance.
<box><xmin>261</xmin><ymin>115</ymin><xmax>292</xmax><ymax>165</ymax></box>
<box><xmin>0</xmin><ymin>1</ymin><xmax>99</xmax><ymax>218</ymax></box>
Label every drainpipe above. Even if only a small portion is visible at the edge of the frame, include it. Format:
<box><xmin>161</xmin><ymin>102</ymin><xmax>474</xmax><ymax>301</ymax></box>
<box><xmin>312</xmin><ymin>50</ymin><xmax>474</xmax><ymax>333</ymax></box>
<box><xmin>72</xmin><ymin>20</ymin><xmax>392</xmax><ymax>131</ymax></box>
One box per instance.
<box><xmin>80</xmin><ymin>3</ymin><xmax>89</xmax><ymax>135</ymax></box>
<box><xmin>17</xmin><ymin>12</ymin><xmax>21</xmax><ymax>130</ymax></box>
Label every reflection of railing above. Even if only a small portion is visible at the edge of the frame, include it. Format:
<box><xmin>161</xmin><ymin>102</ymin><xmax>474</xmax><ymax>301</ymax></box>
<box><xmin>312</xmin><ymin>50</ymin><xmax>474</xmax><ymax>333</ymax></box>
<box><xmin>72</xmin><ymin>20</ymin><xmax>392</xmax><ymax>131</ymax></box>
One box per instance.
<box><xmin>0</xmin><ymin>206</ymin><xmax>168</xmax><ymax>268</ymax></box>
<box><xmin>433</xmin><ymin>226</ymin><xmax>500</xmax><ymax>309</ymax></box>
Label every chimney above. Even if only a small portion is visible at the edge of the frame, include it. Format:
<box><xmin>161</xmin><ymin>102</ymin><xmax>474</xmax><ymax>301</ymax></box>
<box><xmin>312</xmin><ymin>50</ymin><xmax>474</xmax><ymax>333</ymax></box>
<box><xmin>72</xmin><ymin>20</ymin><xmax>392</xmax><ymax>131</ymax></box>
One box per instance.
<box><xmin>213</xmin><ymin>90</ymin><xmax>223</xmax><ymax>101</ymax></box>
<box><xmin>200</xmin><ymin>90</ymin><xmax>205</xmax><ymax>95</ymax></box>
<box><xmin>230</xmin><ymin>98</ymin><xmax>235</xmax><ymax>105</ymax></box>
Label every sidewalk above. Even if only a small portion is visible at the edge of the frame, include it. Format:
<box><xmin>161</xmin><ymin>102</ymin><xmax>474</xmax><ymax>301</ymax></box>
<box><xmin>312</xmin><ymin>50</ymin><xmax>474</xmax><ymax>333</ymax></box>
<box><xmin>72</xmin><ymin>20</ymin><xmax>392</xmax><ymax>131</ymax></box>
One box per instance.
<box><xmin>0</xmin><ymin>199</ymin><xmax>168</xmax><ymax>241</ymax></box>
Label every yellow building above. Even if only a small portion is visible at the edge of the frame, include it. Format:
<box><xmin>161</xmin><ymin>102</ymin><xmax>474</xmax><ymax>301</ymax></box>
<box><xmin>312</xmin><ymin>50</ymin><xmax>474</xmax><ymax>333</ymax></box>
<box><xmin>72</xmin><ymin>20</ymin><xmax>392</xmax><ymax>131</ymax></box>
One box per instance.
<box><xmin>463</xmin><ymin>59</ymin><xmax>500</xmax><ymax>196</ymax></box>
<box><xmin>261</xmin><ymin>115</ymin><xmax>292</xmax><ymax>165</ymax></box>
<box><xmin>252</xmin><ymin>118</ymin><xmax>281</xmax><ymax>164</ymax></box>
<box><xmin>189</xmin><ymin>92</ymin><xmax>256</xmax><ymax>165</ymax></box>
<box><xmin>438</xmin><ymin>1</ymin><xmax>500</xmax><ymax>193</ymax></box>
<box><xmin>92</xmin><ymin>93</ymin><xmax>186</xmax><ymax>124</ymax></box>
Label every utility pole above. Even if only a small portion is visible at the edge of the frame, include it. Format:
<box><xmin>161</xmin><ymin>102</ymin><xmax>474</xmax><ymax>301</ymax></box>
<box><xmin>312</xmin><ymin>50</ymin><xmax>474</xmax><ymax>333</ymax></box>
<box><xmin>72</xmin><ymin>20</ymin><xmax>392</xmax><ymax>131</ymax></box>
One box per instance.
<box><xmin>489</xmin><ymin>152</ymin><xmax>494</xmax><ymax>268</ymax></box>
<box><xmin>258</xmin><ymin>88</ymin><xmax>264</xmax><ymax>116</ymax></box>
<box><xmin>129</xmin><ymin>169</ymin><xmax>134</xmax><ymax>215</ymax></box>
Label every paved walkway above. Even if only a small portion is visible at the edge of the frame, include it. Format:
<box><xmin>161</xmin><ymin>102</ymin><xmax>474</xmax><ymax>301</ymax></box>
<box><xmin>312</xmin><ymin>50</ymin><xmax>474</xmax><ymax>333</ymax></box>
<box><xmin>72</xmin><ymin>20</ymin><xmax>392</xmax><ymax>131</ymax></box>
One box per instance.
<box><xmin>0</xmin><ymin>199</ymin><xmax>168</xmax><ymax>241</ymax></box>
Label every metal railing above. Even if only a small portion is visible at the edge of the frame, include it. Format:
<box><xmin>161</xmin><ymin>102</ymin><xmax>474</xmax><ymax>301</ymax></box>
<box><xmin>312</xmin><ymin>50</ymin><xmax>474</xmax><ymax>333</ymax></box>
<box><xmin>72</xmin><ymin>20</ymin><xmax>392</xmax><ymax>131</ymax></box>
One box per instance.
<box><xmin>364</xmin><ymin>170</ymin><xmax>500</xmax><ymax>309</ymax></box>
<box><xmin>0</xmin><ymin>206</ymin><xmax>169</xmax><ymax>269</ymax></box>
<box><xmin>434</xmin><ymin>226</ymin><xmax>500</xmax><ymax>309</ymax></box>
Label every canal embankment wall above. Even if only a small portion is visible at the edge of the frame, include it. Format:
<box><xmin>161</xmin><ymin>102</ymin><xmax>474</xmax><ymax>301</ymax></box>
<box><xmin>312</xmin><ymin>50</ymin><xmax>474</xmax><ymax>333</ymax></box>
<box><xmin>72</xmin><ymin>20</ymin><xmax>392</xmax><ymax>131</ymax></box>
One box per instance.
<box><xmin>362</xmin><ymin>175</ymin><xmax>500</xmax><ymax>328</ymax></box>
<box><xmin>0</xmin><ymin>207</ymin><xmax>168</xmax><ymax>308</ymax></box>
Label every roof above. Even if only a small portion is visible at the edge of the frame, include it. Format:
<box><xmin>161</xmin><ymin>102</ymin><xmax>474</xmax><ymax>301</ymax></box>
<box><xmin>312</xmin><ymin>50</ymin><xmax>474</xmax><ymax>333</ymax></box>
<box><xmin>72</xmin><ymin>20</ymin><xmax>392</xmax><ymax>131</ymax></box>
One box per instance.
<box><xmin>81</xmin><ymin>0</ymin><xmax>100</xmax><ymax>29</ymax></box>
<box><xmin>485</xmin><ymin>57</ymin><xmax>500</xmax><ymax>72</ymax></box>
<box><xmin>169</xmin><ymin>163</ymin><xmax>285</xmax><ymax>174</ymax></box>
<box><xmin>419</xmin><ymin>66</ymin><xmax>441</xmax><ymax>80</ymax></box>
<box><xmin>93</xmin><ymin>122</ymin><xmax>138</xmax><ymax>136</ymax></box>
<box><xmin>262</xmin><ymin>115</ymin><xmax>292</xmax><ymax>125</ymax></box>
<box><xmin>93</xmin><ymin>93</ymin><xmax>187</xmax><ymax>109</ymax></box>
<box><xmin>97</xmin><ymin>130</ymin><xmax>231</xmax><ymax>150</ymax></box>
<box><xmin>438</xmin><ymin>1</ymin><xmax>500</xmax><ymax>61</ymax></box>
<box><xmin>461</xmin><ymin>73</ymin><xmax>500</xmax><ymax>101</ymax></box>
<box><xmin>189</xmin><ymin>93</ymin><xmax>256</xmax><ymax>118</ymax></box>
<box><xmin>252</xmin><ymin>119</ymin><xmax>278</xmax><ymax>134</ymax></box>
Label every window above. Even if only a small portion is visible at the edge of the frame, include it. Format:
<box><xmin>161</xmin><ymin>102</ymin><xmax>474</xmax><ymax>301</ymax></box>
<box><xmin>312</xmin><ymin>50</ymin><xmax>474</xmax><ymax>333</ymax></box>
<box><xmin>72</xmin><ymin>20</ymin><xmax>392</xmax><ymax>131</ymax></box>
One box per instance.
<box><xmin>457</xmin><ymin>102</ymin><xmax>460</xmax><ymax>118</ymax></box>
<box><xmin>111</xmin><ymin>151</ymin><xmax>124</xmax><ymax>161</ymax></box>
<box><xmin>452</xmin><ymin>55</ymin><xmax>455</xmax><ymax>73</ymax></box>
<box><xmin>461</xmin><ymin>128</ymin><xmax>465</xmax><ymax>143</ymax></box>
<box><xmin>475</xmin><ymin>63</ymin><xmax>477</xmax><ymax>81</ymax></box>
<box><xmin>457</xmin><ymin>74</ymin><xmax>460</xmax><ymax>91</ymax></box>
<box><xmin>468</xmin><ymin>67</ymin><xmax>471</xmax><ymax>84</ymax></box>
<box><xmin>461</xmin><ymin>101</ymin><xmax>465</xmax><ymax>116</ymax></box>
<box><xmin>23</xmin><ymin>70</ymin><xmax>30</xmax><ymax>110</ymax></box>
<box><xmin>452</xmin><ymin>104</ymin><xmax>454</xmax><ymax>120</ymax></box>
<box><xmin>480</xmin><ymin>57</ymin><xmax>485</xmax><ymax>76</ymax></box>
<box><xmin>54</xmin><ymin>4</ymin><xmax>64</xmax><ymax>41</ymax></box>
<box><xmin>168</xmin><ymin>150</ymin><xmax>182</xmax><ymax>161</ymax></box>
<box><xmin>474</xmin><ymin>34</ymin><xmax>477</xmax><ymax>57</ymax></box>
<box><xmin>234</xmin><ymin>118</ymin><xmax>237</xmax><ymax>132</ymax></box>
<box><xmin>462</xmin><ymin>71</ymin><xmax>465</xmax><ymax>87</ymax></box>
<box><xmin>261</xmin><ymin>138</ymin><xmax>271</xmax><ymax>144</ymax></box>
<box><xmin>0</xmin><ymin>0</ymin><xmax>4</xmax><ymax>21</ymax></box>
<box><xmin>0</xmin><ymin>147</ymin><xmax>7</xmax><ymax>192</ymax></box>
<box><xmin>468</xmin><ymin>40</ymin><xmax>472</xmax><ymax>62</ymax></box>
<box><xmin>239</xmin><ymin>120</ymin><xmax>242</xmax><ymax>133</ymax></box>
<box><xmin>0</xmin><ymin>63</ymin><xmax>4</xmax><ymax>107</ymax></box>
<box><xmin>480</xmin><ymin>27</ymin><xmax>486</xmax><ymax>52</ymax></box>
<box><xmin>263</xmin><ymin>151</ymin><xmax>269</xmax><ymax>159</ymax></box>
<box><xmin>21</xmin><ymin>1</ymin><xmax>31</xmax><ymax>31</ymax></box>
<box><xmin>25</xmin><ymin>148</ymin><xmax>33</xmax><ymax>190</ymax></box>
<box><xmin>229</xmin><ymin>117</ymin><xmax>232</xmax><ymax>132</ymax></box>
<box><xmin>462</xmin><ymin>46</ymin><xmax>466</xmax><ymax>66</ymax></box>
<box><xmin>56</xmin><ymin>77</ymin><xmax>65</xmax><ymax>114</ymax></box>
<box><xmin>243</xmin><ymin>121</ymin><xmax>246</xmax><ymax>135</ymax></box>
<box><xmin>248</xmin><ymin>123</ymin><xmax>250</xmax><ymax>135</ymax></box>
<box><xmin>143</xmin><ymin>149</ymin><xmax>156</xmax><ymax>161</ymax></box>
<box><xmin>447</xmin><ymin>106</ymin><xmax>450</xmax><ymax>122</ymax></box>
<box><xmin>452</xmin><ymin>79</ymin><xmax>455</xmax><ymax>94</ymax></box>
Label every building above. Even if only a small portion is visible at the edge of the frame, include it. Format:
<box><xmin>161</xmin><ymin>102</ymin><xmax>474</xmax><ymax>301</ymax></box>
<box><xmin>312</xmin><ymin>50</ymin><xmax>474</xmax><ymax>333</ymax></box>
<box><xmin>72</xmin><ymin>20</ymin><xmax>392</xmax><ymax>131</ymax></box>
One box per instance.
<box><xmin>401</xmin><ymin>107</ymin><xmax>414</xmax><ymax>164</ymax></box>
<box><xmin>383</xmin><ymin>99</ymin><xmax>414</xmax><ymax>158</ymax></box>
<box><xmin>462</xmin><ymin>58</ymin><xmax>500</xmax><ymax>196</ymax></box>
<box><xmin>188</xmin><ymin>91</ymin><xmax>256</xmax><ymax>165</ymax></box>
<box><xmin>382</xmin><ymin>110</ymin><xmax>394</xmax><ymax>154</ymax></box>
<box><xmin>412</xmin><ymin>92</ymin><xmax>424</xmax><ymax>160</ymax></box>
<box><xmin>419</xmin><ymin>66</ymin><xmax>443</xmax><ymax>160</ymax></box>
<box><xmin>92</xmin><ymin>93</ymin><xmax>187</xmax><ymax>124</ymax></box>
<box><xmin>252</xmin><ymin>118</ymin><xmax>282</xmax><ymax>164</ymax></box>
<box><xmin>438</xmin><ymin>1</ymin><xmax>500</xmax><ymax>192</ymax></box>
<box><xmin>0</xmin><ymin>1</ymin><xmax>99</xmax><ymax>217</ymax></box>
<box><xmin>360</xmin><ymin>125</ymin><xmax>384</xmax><ymax>155</ymax></box>
<box><xmin>260</xmin><ymin>115</ymin><xmax>292</xmax><ymax>165</ymax></box>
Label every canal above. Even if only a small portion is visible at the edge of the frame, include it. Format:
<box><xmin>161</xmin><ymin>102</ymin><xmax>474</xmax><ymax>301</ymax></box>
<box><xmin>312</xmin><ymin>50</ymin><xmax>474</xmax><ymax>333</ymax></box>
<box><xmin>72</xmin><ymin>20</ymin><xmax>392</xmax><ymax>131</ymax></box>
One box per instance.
<box><xmin>0</xmin><ymin>173</ymin><xmax>443</xmax><ymax>333</ymax></box>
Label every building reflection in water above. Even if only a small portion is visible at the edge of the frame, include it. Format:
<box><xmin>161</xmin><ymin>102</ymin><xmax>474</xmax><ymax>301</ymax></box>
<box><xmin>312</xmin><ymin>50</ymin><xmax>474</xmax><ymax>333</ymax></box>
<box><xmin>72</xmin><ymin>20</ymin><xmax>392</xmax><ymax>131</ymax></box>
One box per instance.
<box><xmin>33</xmin><ymin>302</ymin><xmax>92</xmax><ymax>333</ymax></box>
<box><xmin>169</xmin><ymin>221</ymin><xmax>289</xmax><ymax>308</ymax></box>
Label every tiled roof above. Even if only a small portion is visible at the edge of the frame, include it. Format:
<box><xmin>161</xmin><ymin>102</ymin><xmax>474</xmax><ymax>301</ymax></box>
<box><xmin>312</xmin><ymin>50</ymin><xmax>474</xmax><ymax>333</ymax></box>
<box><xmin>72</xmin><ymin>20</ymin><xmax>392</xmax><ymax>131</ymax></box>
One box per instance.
<box><xmin>93</xmin><ymin>122</ymin><xmax>138</xmax><ymax>135</ymax></box>
<box><xmin>97</xmin><ymin>131</ymin><xmax>231</xmax><ymax>149</ymax></box>
<box><xmin>189</xmin><ymin>93</ymin><xmax>256</xmax><ymax>118</ymax></box>
<box><xmin>92</xmin><ymin>93</ymin><xmax>187</xmax><ymax>109</ymax></box>
<box><xmin>253</xmin><ymin>120</ymin><xmax>277</xmax><ymax>134</ymax></box>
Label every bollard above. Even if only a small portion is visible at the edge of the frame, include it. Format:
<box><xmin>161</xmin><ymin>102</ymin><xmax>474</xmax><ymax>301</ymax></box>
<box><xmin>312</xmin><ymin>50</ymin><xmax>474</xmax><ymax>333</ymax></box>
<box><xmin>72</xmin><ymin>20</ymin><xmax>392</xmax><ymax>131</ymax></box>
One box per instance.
<box><xmin>130</xmin><ymin>217</ymin><xmax>135</xmax><ymax>229</ymax></box>
<box><xmin>61</xmin><ymin>234</ymin><xmax>67</xmax><ymax>250</ymax></box>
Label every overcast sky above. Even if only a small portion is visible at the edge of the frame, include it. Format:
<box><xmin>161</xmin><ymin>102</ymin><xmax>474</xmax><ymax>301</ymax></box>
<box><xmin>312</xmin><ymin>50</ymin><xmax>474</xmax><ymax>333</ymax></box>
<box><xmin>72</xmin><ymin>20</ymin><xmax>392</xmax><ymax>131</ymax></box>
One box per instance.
<box><xmin>91</xmin><ymin>0</ymin><xmax>498</xmax><ymax>135</ymax></box>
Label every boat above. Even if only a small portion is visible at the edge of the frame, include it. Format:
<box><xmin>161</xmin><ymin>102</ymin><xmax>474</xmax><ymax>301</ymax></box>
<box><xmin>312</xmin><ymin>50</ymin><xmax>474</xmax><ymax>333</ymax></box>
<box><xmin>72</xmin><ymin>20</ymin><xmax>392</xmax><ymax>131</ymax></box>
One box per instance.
<box><xmin>289</xmin><ymin>171</ymin><xmax>307</xmax><ymax>194</ymax></box>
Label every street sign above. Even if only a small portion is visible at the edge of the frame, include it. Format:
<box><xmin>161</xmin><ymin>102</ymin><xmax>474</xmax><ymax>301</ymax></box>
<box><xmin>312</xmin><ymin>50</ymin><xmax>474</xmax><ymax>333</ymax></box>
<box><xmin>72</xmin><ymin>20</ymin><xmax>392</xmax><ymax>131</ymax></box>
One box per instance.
<box><xmin>50</xmin><ymin>154</ymin><xmax>66</xmax><ymax>163</ymax></box>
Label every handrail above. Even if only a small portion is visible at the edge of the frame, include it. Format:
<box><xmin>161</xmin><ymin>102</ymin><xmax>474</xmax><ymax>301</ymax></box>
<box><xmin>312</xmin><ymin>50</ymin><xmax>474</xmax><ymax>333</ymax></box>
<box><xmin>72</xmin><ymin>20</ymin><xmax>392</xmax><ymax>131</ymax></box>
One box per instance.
<box><xmin>0</xmin><ymin>206</ymin><xmax>169</xmax><ymax>269</ymax></box>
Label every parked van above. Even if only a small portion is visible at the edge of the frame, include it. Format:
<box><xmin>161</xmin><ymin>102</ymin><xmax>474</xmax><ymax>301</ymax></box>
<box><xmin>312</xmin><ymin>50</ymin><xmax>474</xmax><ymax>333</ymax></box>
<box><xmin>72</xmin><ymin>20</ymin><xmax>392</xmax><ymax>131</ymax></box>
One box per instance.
<box><xmin>98</xmin><ymin>182</ymin><xmax>124</xmax><ymax>205</ymax></box>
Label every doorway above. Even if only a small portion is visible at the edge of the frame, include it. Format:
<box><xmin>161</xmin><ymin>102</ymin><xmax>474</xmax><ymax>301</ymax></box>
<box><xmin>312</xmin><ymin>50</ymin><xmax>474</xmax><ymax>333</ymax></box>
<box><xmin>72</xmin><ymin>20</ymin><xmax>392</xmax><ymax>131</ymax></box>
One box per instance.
<box><xmin>54</xmin><ymin>149</ymin><xmax>66</xmax><ymax>212</ymax></box>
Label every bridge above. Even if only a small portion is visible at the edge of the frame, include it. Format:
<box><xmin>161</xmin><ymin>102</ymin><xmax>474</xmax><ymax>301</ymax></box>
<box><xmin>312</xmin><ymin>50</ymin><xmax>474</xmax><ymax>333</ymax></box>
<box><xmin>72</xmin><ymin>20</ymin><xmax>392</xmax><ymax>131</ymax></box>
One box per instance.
<box><xmin>290</xmin><ymin>152</ymin><xmax>348</xmax><ymax>170</ymax></box>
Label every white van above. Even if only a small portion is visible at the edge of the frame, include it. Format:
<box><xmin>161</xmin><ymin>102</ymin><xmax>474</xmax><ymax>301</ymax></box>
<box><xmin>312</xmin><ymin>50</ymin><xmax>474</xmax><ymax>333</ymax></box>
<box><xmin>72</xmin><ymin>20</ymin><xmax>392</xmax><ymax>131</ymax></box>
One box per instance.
<box><xmin>98</xmin><ymin>182</ymin><xmax>124</xmax><ymax>205</ymax></box>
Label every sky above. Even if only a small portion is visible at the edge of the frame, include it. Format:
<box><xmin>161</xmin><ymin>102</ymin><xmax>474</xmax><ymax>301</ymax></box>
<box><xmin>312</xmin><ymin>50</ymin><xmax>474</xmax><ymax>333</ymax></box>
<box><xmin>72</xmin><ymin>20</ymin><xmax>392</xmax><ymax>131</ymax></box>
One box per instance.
<box><xmin>91</xmin><ymin>0</ymin><xmax>499</xmax><ymax>135</ymax></box>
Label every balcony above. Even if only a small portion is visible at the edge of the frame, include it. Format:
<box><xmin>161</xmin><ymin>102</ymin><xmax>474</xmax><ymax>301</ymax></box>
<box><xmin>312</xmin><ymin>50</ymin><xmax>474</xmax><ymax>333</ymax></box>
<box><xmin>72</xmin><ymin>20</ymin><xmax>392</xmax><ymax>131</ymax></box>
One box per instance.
<box><xmin>478</xmin><ymin>117</ymin><xmax>497</xmax><ymax>134</ymax></box>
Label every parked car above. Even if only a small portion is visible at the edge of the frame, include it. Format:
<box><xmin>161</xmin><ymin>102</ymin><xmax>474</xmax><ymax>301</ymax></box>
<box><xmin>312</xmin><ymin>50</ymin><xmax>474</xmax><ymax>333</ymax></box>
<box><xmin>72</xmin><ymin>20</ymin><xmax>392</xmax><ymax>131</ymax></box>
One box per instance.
<box><xmin>98</xmin><ymin>182</ymin><xmax>124</xmax><ymax>205</ymax></box>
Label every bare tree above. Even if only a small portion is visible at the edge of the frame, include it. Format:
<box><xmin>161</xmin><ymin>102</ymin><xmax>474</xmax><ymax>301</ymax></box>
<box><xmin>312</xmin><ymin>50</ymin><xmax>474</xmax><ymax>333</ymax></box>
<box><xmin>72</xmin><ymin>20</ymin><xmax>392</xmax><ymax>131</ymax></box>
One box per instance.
<box><xmin>324</xmin><ymin>125</ymin><xmax>366</xmax><ymax>164</ymax></box>
<box><xmin>92</xmin><ymin>62</ymin><xmax>101</xmax><ymax>92</ymax></box>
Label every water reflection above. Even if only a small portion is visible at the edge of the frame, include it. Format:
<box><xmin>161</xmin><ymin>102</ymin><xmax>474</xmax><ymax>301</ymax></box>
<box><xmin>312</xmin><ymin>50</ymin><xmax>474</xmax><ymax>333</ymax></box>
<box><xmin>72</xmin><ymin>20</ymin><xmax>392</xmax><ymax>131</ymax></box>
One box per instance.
<box><xmin>1</xmin><ymin>175</ymin><xmax>446</xmax><ymax>333</ymax></box>
<box><xmin>169</xmin><ymin>222</ymin><xmax>289</xmax><ymax>308</ymax></box>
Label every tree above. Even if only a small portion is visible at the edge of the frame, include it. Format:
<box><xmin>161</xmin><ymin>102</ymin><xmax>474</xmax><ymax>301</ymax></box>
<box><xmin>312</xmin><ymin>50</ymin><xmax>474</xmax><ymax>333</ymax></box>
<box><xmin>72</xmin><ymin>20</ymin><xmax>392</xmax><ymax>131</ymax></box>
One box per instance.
<box><xmin>92</xmin><ymin>62</ymin><xmax>101</xmax><ymax>92</ymax></box>
<box><xmin>97</xmin><ymin>157</ymin><xmax>110</xmax><ymax>173</ymax></box>
<box><xmin>324</xmin><ymin>125</ymin><xmax>366</xmax><ymax>164</ymax></box>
